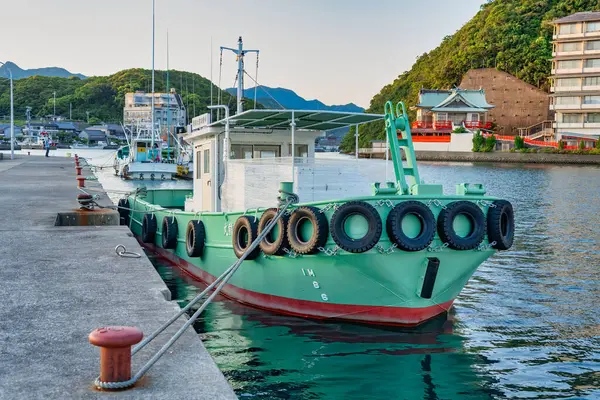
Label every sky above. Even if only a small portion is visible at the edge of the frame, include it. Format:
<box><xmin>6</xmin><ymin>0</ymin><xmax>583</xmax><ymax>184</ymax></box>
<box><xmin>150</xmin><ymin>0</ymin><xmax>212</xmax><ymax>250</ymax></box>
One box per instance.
<box><xmin>1</xmin><ymin>0</ymin><xmax>484</xmax><ymax>108</ymax></box>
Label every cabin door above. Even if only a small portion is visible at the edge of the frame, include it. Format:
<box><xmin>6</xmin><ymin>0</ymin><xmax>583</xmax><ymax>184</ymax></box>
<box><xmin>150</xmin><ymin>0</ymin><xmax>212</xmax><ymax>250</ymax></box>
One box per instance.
<box><xmin>198</xmin><ymin>142</ymin><xmax>214</xmax><ymax>211</ymax></box>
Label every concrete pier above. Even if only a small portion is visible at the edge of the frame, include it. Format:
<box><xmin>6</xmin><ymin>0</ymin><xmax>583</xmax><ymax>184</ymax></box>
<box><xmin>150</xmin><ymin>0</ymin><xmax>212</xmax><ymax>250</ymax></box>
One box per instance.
<box><xmin>0</xmin><ymin>155</ymin><xmax>237</xmax><ymax>399</ymax></box>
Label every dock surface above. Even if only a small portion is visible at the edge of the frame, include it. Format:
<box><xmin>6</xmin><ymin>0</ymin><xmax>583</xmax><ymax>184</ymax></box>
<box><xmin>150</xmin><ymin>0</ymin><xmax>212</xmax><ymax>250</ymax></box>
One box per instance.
<box><xmin>0</xmin><ymin>155</ymin><xmax>237</xmax><ymax>399</ymax></box>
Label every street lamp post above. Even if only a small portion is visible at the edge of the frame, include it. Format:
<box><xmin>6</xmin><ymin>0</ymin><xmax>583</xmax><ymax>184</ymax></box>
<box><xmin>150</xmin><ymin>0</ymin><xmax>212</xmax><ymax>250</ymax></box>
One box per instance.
<box><xmin>0</xmin><ymin>61</ymin><xmax>14</xmax><ymax>160</ymax></box>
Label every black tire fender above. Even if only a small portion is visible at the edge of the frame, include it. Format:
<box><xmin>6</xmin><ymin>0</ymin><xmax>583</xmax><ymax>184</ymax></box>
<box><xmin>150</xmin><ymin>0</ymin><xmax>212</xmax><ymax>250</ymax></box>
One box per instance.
<box><xmin>141</xmin><ymin>213</ymin><xmax>157</xmax><ymax>243</ymax></box>
<box><xmin>437</xmin><ymin>201</ymin><xmax>486</xmax><ymax>250</ymax></box>
<box><xmin>117</xmin><ymin>198</ymin><xmax>130</xmax><ymax>226</ymax></box>
<box><xmin>186</xmin><ymin>220</ymin><xmax>206</xmax><ymax>257</ymax></box>
<box><xmin>287</xmin><ymin>206</ymin><xmax>329</xmax><ymax>255</ymax></box>
<box><xmin>330</xmin><ymin>201</ymin><xmax>382</xmax><ymax>253</ymax></box>
<box><xmin>258</xmin><ymin>208</ymin><xmax>289</xmax><ymax>256</ymax></box>
<box><xmin>232</xmin><ymin>216</ymin><xmax>261</xmax><ymax>260</ymax></box>
<box><xmin>487</xmin><ymin>200</ymin><xmax>514</xmax><ymax>250</ymax></box>
<box><xmin>161</xmin><ymin>216</ymin><xmax>178</xmax><ymax>249</ymax></box>
<box><xmin>386</xmin><ymin>201</ymin><xmax>436</xmax><ymax>251</ymax></box>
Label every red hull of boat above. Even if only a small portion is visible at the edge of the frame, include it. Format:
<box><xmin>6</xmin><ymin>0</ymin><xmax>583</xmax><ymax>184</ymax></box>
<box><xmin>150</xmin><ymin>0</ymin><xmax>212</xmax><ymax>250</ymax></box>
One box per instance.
<box><xmin>145</xmin><ymin>242</ymin><xmax>454</xmax><ymax>327</ymax></box>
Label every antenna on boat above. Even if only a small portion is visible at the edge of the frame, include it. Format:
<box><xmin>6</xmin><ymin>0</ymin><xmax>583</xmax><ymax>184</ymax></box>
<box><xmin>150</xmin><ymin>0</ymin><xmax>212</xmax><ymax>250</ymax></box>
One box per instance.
<box><xmin>210</xmin><ymin>36</ymin><xmax>213</xmax><ymax>119</ymax></box>
<box><xmin>220</xmin><ymin>37</ymin><xmax>259</xmax><ymax>115</ymax></box>
<box><xmin>166</xmin><ymin>30</ymin><xmax>170</xmax><ymax>153</ymax></box>
<box><xmin>151</xmin><ymin>0</ymin><xmax>155</xmax><ymax>150</ymax></box>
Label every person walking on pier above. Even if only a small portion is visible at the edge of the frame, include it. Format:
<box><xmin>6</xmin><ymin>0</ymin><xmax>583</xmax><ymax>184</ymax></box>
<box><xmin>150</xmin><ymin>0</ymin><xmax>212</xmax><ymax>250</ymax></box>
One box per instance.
<box><xmin>44</xmin><ymin>140</ymin><xmax>50</xmax><ymax>157</ymax></box>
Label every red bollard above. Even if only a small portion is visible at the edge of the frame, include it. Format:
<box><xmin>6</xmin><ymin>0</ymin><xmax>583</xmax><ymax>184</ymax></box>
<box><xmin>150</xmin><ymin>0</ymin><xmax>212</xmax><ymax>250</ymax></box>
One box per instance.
<box><xmin>76</xmin><ymin>176</ymin><xmax>86</xmax><ymax>188</ymax></box>
<box><xmin>89</xmin><ymin>326</ymin><xmax>143</xmax><ymax>384</ymax></box>
<box><xmin>75</xmin><ymin>166</ymin><xmax>83</xmax><ymax>176</ymax></box>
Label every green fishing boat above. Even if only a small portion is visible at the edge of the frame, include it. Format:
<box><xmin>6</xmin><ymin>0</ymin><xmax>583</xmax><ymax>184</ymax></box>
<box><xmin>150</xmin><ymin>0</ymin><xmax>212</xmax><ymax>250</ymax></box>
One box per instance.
<box><xmin>118</xmin><ymin>38</ymin><xmax>514</xmax><ymax>327</ymax></box>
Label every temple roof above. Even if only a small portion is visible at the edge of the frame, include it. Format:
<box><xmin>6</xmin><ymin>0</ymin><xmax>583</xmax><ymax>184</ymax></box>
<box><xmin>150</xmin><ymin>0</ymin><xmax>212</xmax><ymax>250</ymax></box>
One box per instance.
<box><xmin>416</xmin><ymin>88</ymin><xmax>494</xmax><ymax>112</ymax></box>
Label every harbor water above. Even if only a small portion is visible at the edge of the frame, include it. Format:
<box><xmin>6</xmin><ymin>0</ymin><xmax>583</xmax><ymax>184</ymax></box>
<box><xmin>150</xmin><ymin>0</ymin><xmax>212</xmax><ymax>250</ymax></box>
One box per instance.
<box><xmin>31</xmin><ymin>149</ymin><xmax>600</xmax><ymax>399</ymax></box>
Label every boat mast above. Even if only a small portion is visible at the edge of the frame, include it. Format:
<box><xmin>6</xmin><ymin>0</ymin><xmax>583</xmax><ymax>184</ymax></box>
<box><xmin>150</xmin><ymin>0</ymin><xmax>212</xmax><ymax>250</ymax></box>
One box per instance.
<box><xmin>237</xmin><ymin>37</ymin><xmax>244</xmax><ymax>114</ymax></box>
<box><xmin>220</xmin><ymin>37</ymin><xmax>259</xmax><ymax>115</ymax></box>
<box><xmin>166</xmin><ymin>30</ymin><xmax>170</xmax><ymax>155</ymax></box>
<box><xmin>151</xmin><ymin>0</ymin><xmax>155</xmax><ymax>150</ymax></box>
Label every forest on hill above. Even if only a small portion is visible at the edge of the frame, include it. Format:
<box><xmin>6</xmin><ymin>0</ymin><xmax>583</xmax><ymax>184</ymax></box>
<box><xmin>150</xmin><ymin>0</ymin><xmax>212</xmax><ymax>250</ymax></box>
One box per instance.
<box><xmin>340</xmin><ymin>0</ymin><xmax>600</xmax><ymax>152</ymax></box>
<box><xmin>0</xmin><ymin>68</ymin><xmax>250</xmax><ymax>124</ymax></box>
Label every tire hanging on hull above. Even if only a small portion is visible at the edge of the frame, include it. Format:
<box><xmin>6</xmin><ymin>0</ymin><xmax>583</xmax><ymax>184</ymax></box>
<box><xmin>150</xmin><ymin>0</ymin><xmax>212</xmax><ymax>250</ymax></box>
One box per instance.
<box><xmin>117</xmin><ymin>198</ymin><xmax>130</xmax><ymax>226</ymax></box>
<box><xmin>258</xmin><ymin>208</ymin><xmax>289</xmax><ymax>256</ymax></box>
<box><xmin>330</xmin><ymin>201</ymin><xmax>382</xmax><ymax>253</ymax></box>
<box><xmin>487</xmin><ymin>200</ymin><xmax>514</xmax><ymax>250</ymax></box>
<box><xmin>232</xmin><ymin>216</ymin><xmax>261</xmax><ymax>260</ymax></box>
<box><xmin>186</xmin><ymin>220</ymin><xmax>206</xmax><ymax>257</ymax></box>
<box><xmin>161</xmin><ymin>216</ymin><xmax>178</xmax><ymax>249</ymax></box>
<box><xmin>386</xmin><ymin>201</ymin><xmax>436</xmax><ymax>251</ymax></box>
<box><xmin>141</xmin><ymin>213</ymin><xmax>157</xmax><ymax>243</ymax></box>
<box><xmin>437</xmin><ymin>201</ymin><xmax>485</xmax><ymax>250</ymax></box>
<box><xmin>287</xmin><ymin>206</ymin><xmax>328</xmax><ymax>255</ymax></box>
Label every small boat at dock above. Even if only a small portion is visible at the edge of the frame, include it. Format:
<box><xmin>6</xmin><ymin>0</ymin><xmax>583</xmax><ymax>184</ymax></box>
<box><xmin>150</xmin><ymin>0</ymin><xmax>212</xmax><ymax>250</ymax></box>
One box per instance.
<box><xmin>117</xmin><ymin>37</ymin><xmax>515</xmax><ymax>326</ymax></box>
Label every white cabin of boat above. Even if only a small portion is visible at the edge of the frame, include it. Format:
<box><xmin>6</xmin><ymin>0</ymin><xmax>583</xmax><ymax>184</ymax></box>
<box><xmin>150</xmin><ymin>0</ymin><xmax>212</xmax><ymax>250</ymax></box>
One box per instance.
<box><xmin>182</xmin><ymin>109</ymin><xmax>384</xmax><ymax>213</ymax></box>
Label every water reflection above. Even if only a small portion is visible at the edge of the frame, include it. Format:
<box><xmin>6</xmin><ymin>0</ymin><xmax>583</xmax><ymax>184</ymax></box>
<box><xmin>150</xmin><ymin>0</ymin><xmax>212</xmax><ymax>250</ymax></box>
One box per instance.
<box><xmin>153</xmin><ymin>256</ymin><xmax>502</xmax><ymax>399</ymax></box>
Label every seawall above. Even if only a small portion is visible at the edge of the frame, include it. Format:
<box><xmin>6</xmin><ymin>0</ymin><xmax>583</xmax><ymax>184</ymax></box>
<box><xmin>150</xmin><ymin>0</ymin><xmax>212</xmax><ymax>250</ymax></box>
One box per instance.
<box><xmin>357</xmin><ymin>150</ymin><xmax>600</xmax><ymax>165</ymax></box>
<box><xmin>415</xmin><ymin>151</ymin><xmax>600</xmax><ymax>165</ymax></box>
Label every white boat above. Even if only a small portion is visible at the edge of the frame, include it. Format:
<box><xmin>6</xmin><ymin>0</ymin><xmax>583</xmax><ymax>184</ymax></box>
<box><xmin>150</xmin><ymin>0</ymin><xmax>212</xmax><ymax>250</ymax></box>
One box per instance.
<box><xmin>114</xmin><ymin>123</ymin><xmax>177</xmax><ymax>180</ymax></box>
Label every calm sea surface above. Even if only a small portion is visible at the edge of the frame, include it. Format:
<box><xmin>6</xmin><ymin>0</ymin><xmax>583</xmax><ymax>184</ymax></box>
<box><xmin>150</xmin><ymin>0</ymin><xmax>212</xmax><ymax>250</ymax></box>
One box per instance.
<box><xmin>32</xmin><ymin>149</ymin><xmax>600</xmax><ymax>399</ymax></box>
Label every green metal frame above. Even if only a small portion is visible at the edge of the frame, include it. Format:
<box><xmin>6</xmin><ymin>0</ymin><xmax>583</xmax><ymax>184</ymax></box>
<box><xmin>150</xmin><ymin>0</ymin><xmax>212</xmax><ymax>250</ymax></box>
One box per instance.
<box><xmin>384</xmin><ymin>101</ymin><xmax>420</xmax><ymax>195</ymax></box>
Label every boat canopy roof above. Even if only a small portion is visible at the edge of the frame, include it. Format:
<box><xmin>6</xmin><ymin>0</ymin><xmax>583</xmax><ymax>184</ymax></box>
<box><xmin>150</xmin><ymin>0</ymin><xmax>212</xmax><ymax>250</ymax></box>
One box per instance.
<box><xmin>210</xmin><ymin>109</ymin><xmax>384</xmax><ymax>131</ymax></box>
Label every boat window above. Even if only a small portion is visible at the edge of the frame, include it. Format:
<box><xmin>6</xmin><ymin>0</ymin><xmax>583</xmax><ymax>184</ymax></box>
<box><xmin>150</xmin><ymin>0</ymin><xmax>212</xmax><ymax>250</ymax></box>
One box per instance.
<box><xmin>196</xmin><ymin>151</ymin><xmax>201</xmax><ymax>179</ymax></box>
<box><xmin>204</xmin><ymin>149</ymin><xmax>210</xmax><ymax>173</ymax></box>
<box><xmin>253</xmin><ymin>145</ymin><xmax>280</xmax><ymax>159</ymax></box>
<box><xmin>288</xmin><ymin>144</ymin><xmax>309</xmax><ymax>157</ymax></box>
<box><xmin>230</xmin><ymin>144</ymin><xmax>254</xmax><ymax>159</ymax></box>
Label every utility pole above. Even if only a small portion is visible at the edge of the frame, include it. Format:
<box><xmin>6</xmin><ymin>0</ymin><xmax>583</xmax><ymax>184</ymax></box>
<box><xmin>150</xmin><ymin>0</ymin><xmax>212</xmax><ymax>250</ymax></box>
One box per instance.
<box><xmin>86</xmin><ymin>111</ymin><xmax>90</xmax><ymax>123</ymax></box>
<box><xmin>69</xmin><ymin>103</ymin><xmax>72</xmax><ymax>120</ymax></box>
<box><xmin>0</xmin><ymin>61</ymin><xmax>14</xmax><ymax>159</ymax></box>
<box><xmin>150</xmin><ymin>0</ymin><xmax>155</xmax><ymax>150</ymax></box>
<box><xmin>53</xmin><ymin>91</ymin><xmax>56</xmax><ymax>120</ymax></box>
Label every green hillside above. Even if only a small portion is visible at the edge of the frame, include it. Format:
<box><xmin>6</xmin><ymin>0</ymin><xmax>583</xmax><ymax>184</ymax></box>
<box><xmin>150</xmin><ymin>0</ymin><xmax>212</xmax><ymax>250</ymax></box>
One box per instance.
<box><xmin>341</xmin><ymin>0</ymin><xmax>600</xmax><ymax>152</ymax></box>
<box><xmin>0</xmin><ymin>68</ymin><xmax>253</xmax><ymax>124</ymax></box>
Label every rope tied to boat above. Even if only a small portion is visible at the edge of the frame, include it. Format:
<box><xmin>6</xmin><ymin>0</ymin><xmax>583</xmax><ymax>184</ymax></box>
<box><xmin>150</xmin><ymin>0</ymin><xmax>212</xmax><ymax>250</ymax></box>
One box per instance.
<box><xmin>115</xmin><ymin>244</ymin><xmax>141</xmax><ymax>258</ymax></box>
<box><xmin>94</xmin><ymin>189</ymin><xmax>299</xmax><ymax>390</ymax></box>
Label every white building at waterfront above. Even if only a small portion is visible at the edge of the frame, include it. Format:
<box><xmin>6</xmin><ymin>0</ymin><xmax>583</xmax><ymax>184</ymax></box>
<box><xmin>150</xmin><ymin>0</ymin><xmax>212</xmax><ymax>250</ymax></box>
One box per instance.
<box><xmin>123</xmin><ymin>89</ymin><xmax>186</xmax><ymax>133</ymax></box>
<box><xmin>551</xmin><ymin>11</ymin><xmax>600</xmax><ymax>145</ymax></box>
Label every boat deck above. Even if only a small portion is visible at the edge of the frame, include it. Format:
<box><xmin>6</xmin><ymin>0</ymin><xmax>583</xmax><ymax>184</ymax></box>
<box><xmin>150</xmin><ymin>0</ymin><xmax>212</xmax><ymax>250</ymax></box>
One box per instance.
<box><xmin>0</xmin><ymin>154</ymin><xmax>236</xmax><ymax>399</ymax></box>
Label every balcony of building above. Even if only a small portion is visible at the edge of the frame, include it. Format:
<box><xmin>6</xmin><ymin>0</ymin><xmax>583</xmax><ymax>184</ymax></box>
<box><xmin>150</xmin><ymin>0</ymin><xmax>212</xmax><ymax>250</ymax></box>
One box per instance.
<box><xmin>554</xmin><ymin>121</ymin><xmax>600</xmax><ymax>129</ymax></box>
<box><xmin>553</xmin><ymin>20</ymin><xmax>600</xmax><ymax>40</ymax></box>
<box><xmin>411</xmin><ymin>119</ymin><xmax>491</xmax><ymax>132</ymax></box>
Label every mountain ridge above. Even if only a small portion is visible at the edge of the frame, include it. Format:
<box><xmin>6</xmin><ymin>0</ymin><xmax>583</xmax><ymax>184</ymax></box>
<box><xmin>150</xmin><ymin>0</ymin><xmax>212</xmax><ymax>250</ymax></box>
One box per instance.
<box><xmin>0</xmin><ymin>61</ymin><xmax>86</xmax><ymax>80</ymax></box>
<box><xmin>0</xmin><ymin>68</ymin><xmax>249</xmax><ymax>123</ymax></box>
<box><xmin>226</xmin><ymin>85</ymin><xmax>364</xmax><ymax>113</ymax></box>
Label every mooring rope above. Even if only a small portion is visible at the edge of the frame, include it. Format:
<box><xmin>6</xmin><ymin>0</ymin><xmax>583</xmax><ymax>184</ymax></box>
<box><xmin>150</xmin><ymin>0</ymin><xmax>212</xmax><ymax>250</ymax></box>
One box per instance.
<box><xmin>94</xmin><ymin>189</ymin><xmax>299</xmax><ymax>390</ymax></box>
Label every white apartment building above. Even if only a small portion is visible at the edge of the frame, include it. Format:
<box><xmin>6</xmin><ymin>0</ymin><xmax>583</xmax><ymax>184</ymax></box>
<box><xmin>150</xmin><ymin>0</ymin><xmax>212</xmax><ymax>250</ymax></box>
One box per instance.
<box><xmin>123</xmin><ymin>89</ymin><xmax>186</xmax><ymax>132</ymax></box>
<box><xmin>551</xmin><ymin>12</ymin><xmax>600</xmax><ymax>144</ymax></box>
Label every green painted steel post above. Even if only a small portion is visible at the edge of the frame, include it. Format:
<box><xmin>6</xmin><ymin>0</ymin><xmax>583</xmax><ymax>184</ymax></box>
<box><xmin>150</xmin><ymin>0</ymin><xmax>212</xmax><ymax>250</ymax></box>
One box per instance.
<box><xmin>279</xmin><ymin>182</ymin><xmax>294</xmax><ymax>202</ymax></box>
<box><xmin>396</xmin><ymin>101</ymin><xmax>420</xmax><ymax>187</ymax></box>
<box><xmin>384</xmin><ymin>101</ymin><xmax>407</xmax><ymax>194</ymax></box>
